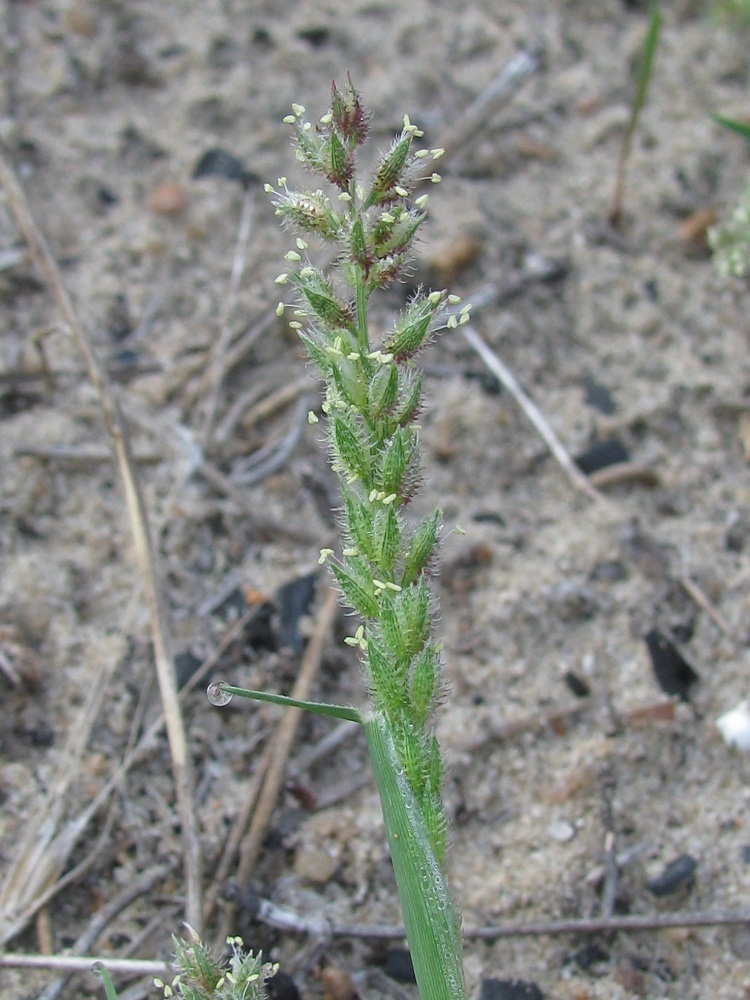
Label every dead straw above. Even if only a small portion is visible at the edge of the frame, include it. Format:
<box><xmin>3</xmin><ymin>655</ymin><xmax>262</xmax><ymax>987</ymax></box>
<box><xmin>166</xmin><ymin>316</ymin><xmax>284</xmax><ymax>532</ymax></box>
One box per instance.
<box><xmin>460</xmin><ymin>323</ymin><xmax>608</xmax><ymax>505</ymax></box>
<box><xmin>422</xmin><ymin>47</ymin><xmax>545</xmax><ymax>169</ymax></box>
<box><xmin>0</xmin><ymin>150</ymin><xmax>202</xmax><ymax>931</ymax></box>
<box><xmin>200</xmin><ymin>186</ymin><xmax>256</xmax><ymax>452</ymax></box>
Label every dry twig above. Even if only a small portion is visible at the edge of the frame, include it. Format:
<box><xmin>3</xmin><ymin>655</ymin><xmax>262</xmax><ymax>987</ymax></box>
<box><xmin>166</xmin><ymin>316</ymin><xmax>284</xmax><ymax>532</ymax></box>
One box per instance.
<box><xmin>461</xmin><ymin>323</ymin><xmax>607</xmax><ymax>505</ymax></box>
<box><xmin>246</xmin><ymin>894</ymin><xmax>750</xmax><ymax>941</ymax></box>
<box><xmin>424</xmin><ymin>47</ymin><xmax>545</xmax><ymax>168</ymax></box>
<box><xmin>232</xmin><ymin>394</ymin><xmax>313</xmax><ymax>485</ymax></box>
<box><xmin>588</xmin><ymin>461</ymin><xmax>660</xmax><ymax>489</ymax></box>
<box><xmin>466</xmin><ymin>910</ymin><xmax>750</xmax><ymax>939</ymax></box>
<box><xmin>0</xmin><ymin>954</ymin><xmax>169</xmax><ymax>977</ymax></box>
<box><xmin>679</xmin><ymin>573</ymin><xmax>735</xmax><ymax>639</ymax></box>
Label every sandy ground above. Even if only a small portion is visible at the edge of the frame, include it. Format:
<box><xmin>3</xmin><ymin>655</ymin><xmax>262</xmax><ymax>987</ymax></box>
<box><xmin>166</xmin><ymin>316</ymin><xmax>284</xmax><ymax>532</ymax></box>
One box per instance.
<box><xmin>2</xmin><ymin>1</ymin><xmax>750</xmax><ymax>998</ymax></box>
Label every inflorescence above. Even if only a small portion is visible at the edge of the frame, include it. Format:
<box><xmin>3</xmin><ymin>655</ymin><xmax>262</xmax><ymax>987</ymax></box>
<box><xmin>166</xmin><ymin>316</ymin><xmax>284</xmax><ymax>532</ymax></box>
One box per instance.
<box><xmin>266</xmin><ymin>78</ymin><xmax>470</xmax><ymax>862</ymax></box>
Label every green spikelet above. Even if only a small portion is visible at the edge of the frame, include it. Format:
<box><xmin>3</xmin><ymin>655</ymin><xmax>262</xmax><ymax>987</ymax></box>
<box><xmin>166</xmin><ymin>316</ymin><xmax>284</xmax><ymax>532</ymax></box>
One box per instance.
<box><xmin>342</xmin><ymin>492</ymin><xmax>377</xmax><ymax>561</ymax></box>
<box><xmin>368</xmin><ymin>364</ymin><xmax>399</xmax><ymax>417</ymax></box>
<box><xmin>373</xmin><ymin>504</ymin><xmax>401</xmax><ymax>571</ymax></box>
<box><xmin>367</xmin><ymin>637</ymin><xmax>408</xmax><ymax>714</ymax></box>
<box><xmin>410</xmin><ymin>644</ymin><xmax>438</xmax><ymax>726</ymax></box>
<box><xmin>376</xmin><ymin>429</ymin><xmax>409</xmax><ymax>495</ymax></box>
<box><xmin>402</xmin><ymin>510</ymin><xmax>440</xmax><ymax>586</ymax></box>
<box><xmin>330</xmin><ymin>561</ymin><xmax>379</xmax><ymax>618</ymax></box>
<box><xmin>331</xmin><ymin>411</ymin><xmax>371</xmax><ymax>481</ymax></box>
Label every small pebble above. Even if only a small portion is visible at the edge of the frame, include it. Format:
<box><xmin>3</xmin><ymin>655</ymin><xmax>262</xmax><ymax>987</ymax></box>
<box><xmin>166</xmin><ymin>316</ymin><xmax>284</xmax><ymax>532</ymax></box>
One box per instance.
<box><xmin>317</xmin><ymin>965</ymin><xmax>358</xmax><ymax>1000</ymax></box>
<box><xmin>293</xmin><ymin>844</ymin><xmax>338</xmax><ymax>884</ymax></box>
<box><xmin>428</xmin><ymin>233</ymin><xmax>483</xmax><ymax>283</ymax></box>
<box><xmin>678</xmin><ymin>207</ymin><xmax>716</xmax><ymax>250</ymax></box>
<box><xmin>547</xmin><ymin>818</ymin><xmax>576</xmax><ymax>843</ymax></box>
<box><xmin>548</xmin><ymin>581</ymin><xmax>598</xmax><ymax>622</ymax></box>
<box><xmin>149</xmin><ymin>182</ymin><xmax>187</xmax><ymax>216</ymax></box>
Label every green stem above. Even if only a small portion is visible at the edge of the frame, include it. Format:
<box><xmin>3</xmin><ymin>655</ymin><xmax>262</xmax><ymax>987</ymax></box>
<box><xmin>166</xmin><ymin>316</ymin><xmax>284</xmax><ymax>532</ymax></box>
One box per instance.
<box><xmin>364</xmin><ymin>716</ymin><xmax>466</xmax><ymax>1000</ymax></box>
<box><xmin>356</xmin><ymin>278</ymin><xmax>369</xmax><ymax>348</ymax></box>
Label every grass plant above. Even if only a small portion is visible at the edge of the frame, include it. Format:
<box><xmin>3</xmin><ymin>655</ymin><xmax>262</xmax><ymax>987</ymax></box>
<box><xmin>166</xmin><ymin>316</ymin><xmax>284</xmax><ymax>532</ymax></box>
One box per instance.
<box><xmin>209</xmin><ymin>78</ymin><xmax>471</xmax><ymax>1000</ymax></box>
<box><xmin>609</xmin><ymin>3</ymin><xmax>661</xmax><ymax>225</ymax></box>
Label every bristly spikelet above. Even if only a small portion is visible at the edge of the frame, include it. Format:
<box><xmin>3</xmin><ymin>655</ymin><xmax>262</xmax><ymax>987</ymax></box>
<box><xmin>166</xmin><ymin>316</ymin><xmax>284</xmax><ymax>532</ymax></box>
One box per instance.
<box><xmin>271</xmin><ymin>188</ymin><xmax>342</xmax><ymax>241</ymax></box>
<box><xmin>290</xmin><ymin>268</ymin><xmax>355</xmax><ymax>329</ymax></box>
<box><xmin>267</xmin><ymin>82</ymin><xmax>471</xmax><ymax>866</ymax></box>
<box><xmin>330</xmin><ymin>74</ymin><xmax>370</xmax><ymax>147</ymax></box>
<box><xmin>162</xmin><ymin>931</ymin><xmax>278</xmax><ymax>1000</ymax></box>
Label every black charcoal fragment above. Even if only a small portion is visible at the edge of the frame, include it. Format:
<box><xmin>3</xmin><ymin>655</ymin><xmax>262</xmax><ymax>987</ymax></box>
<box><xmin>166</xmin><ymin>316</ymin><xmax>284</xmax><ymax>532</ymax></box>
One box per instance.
<box><xmin>582</xmin><ymin>377</ymin><xmax>616</xmax><ymax>415</ymax></box>
<box><xmin>645</xmin><ymin>629</ymin><xmax>699</xmax><ymax>701</ymax></box>
<box><xmin>571</xmin><ymin>942</ymin><xmax>609</xmax><ymax>970</ymax></box>
<box><xmin>575</xmin><ymin>438</ymin><xmax>629</xmax><ymax>474</ymax></box>
<box><xmin>383</xmin><ymin>947</ymin><xmax>415</xmax><ymax>984</ymax></box>
<box><xmin>266</xmin><ymin>969</ymin><xmax>301</xmax><ymax>1000</ymax></box>
<box><xmin>175</xmin><ymin>649</ymin><xmax>203</xmax><ymax>689</ymax></box>
<box><xmin>564</xmin><ymin>670</ymin><xmax>591</xmax><ymax>698</ymax></box>
<box><xmin>192</xmin><ymin>147</ymin><xmax>258</xmax><ymax>187</ymax></box>
<box><xmin>479</xmin><ymin>979</ymin><xmax>544</xmax><ymax>1000</ymax></box>
<box><xmin>647</xmin><ymin>854</ymin><xmax>697</xmax><ymax>896</ymax></box>
<box><xmin>276</xmin><ymin>572</ymin><xmax>317</xmax><ymax>654</ymax></box>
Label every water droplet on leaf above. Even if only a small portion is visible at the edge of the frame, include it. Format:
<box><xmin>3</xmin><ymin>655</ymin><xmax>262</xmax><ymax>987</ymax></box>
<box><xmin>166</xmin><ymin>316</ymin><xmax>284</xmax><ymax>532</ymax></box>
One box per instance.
<box><xmin>207</xmin><ymin>681</ymin><xmax>233</xmax><ymax>707</ymax></box>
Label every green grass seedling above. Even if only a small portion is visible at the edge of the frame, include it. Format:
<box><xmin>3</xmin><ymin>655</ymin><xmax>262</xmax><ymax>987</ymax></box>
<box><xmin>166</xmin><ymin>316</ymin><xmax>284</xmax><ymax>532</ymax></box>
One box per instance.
<box><xmin>610</xmin><ymin>3</ymin><xmax>662</xmax><ymax>226</ymax></box>
<box><xmin>713</xmin><ymin>114</ymin><xmax>750</xmax><ymax>143</ymax></box>
<box><xmin>93</xmin><ymin>964</ymin><xmax>119</xmax><ymax>1000</ymax></box>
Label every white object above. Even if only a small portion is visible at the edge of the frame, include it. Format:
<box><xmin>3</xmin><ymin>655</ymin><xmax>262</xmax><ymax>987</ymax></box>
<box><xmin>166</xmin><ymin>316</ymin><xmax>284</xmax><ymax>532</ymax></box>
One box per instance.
<box><xmin>716</xmin><ymin>700</ymin><xmax>750</xmax><ymax>750</ymax></box>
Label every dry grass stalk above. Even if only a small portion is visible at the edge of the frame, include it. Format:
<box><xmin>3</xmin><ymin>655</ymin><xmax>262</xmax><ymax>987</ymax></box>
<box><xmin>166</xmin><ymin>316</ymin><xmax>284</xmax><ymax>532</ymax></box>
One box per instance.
<box><xmin>0</xmin><ymin>150</ymin><xmax>202</xmax><ymax>931</ymax></box>
<box><xmin>200</xmin><ymin>186</ymin><xmax>256</xmax><ymax>452</ymax></box>
<box><xmin>0</xmin><ymin>636</ymin><xmax>119</xmax><ymax>945</ymax></box>
<box><xmin>460</xmin><ymin>323</ymin><xmax>608</xmax><ymax>505</ymax></box>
